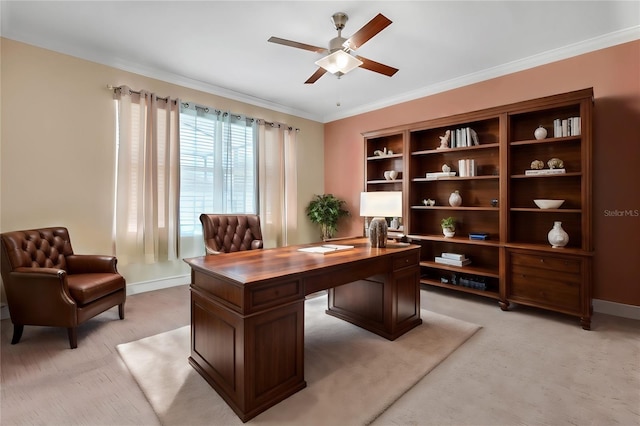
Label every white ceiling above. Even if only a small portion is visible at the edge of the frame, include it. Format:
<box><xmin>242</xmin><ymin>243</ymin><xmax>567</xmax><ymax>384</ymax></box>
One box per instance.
<box><xmin>2</xmin><ymin>1</ymin><xmax>639</xmax><ymax>123</ymax></box>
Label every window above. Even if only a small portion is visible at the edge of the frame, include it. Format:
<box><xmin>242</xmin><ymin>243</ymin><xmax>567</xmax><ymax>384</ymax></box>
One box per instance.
<box><xmin>114</xmin><ymin>88</ymin><xmax>283</xmax><ymax>263</ymax></box>
<box><xmin>179</xmin><ymin>106</ymin><xmax>257</xmax><ymax>240</ymax></box>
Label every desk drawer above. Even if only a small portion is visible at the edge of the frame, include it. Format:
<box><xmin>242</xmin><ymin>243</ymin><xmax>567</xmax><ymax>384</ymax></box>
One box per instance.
<box><xmin>510</xmin><ymin>252</ymin><xmax>580</xmax><ymax>274</ymax></box>
<box><xmin>393</xmin><ymin>251</ymin><xmax>419</xmax><ymax>271</ymax></box>
<box><xmin>250</xmin><ymin>280</ymin><xmax>303</xmax><ymax>311</ymax></box>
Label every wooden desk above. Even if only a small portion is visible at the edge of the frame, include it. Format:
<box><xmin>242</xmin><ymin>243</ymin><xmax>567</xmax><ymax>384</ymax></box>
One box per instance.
<box><xmin>184</xmin><ymin>238</ymin><xmax>421</xmax><ymax>422</ymax></box>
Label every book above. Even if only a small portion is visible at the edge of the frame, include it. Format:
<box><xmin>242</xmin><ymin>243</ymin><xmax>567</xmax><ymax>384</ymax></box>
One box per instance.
<box><xmin>524</xmin><ymin>168</ymin><xmax>566</xmax><ymax>175</ymax></box>
<box><xmin>470</xmin><ymin>128</ymin><xmax>479</xmax><ymax>145</ymax></box>
<box><xmin>571</xmin><ymin>116</ymin><xmax>581</xmax><ymax>135</ymax></box>
<box><xmin>441</xmin><ymin>252</ymin><xmax>467</xmax><ymax>261</ymax></box>
<box><xmin>426</xmin><ymin>171</ymin><xmax>456</xmax><ymax>180</ymax></box>
<box><xmin>298</xmin><ymin>244</ymin><xmax>354</xmax><ymax>254</ymax></box>
<box><xmin>435</xmin><ymin>256</ymin><xmax>471</xmax><ymax>267</ymax></box>
<box><xmin>468</xmin><ymin>232</ymin><xmax>489</xmax><ymax>240</ymax></box>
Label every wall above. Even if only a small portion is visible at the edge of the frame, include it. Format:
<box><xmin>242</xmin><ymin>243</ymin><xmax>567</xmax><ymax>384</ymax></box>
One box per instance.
<box><xmin>0</xmin><ymin>38</ymin><xmax>324</xmax><ymax>289</ymax></box>
<box><xmin>324</xmin><ymin>40</ymin><xmax>640</xmax><ymax>306</ymax></box>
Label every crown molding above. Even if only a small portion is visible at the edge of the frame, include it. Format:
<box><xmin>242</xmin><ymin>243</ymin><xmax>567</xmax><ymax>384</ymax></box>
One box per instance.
<box><xmin>321</xmin><ymin>25</ymin><xmax>640</xmax><ymax>123</ymax></box>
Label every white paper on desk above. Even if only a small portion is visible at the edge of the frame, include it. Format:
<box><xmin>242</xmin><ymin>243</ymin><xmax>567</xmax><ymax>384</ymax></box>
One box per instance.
<box><xmin>298</xmin><ymin>244</ymin><xmax>354</xmax><ymax>254</ymax></box>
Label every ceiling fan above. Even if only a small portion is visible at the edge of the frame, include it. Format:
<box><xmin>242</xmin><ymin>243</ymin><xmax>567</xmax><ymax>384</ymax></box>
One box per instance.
<box><xmin>268</xmin><ymin>12</ymin><xmax>399</xmax><ymax>84</ymax></box>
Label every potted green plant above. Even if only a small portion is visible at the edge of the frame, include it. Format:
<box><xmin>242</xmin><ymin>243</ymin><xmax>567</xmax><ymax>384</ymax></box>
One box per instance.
<box><xmin>306</xmin><ymin>194</ymin><xmax>350</xmax><ymax>240</ymax></box>
<box><xmin>441</xmin><ymin>216</ymin><xmax>456</xmax><ymax>238</ymax></box>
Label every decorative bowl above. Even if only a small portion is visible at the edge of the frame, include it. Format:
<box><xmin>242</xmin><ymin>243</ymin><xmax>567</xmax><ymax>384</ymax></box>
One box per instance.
<box><xmin>534</xmin><ymin>199</ymin><xmax>565</xmax><ymax>209</ymax></box>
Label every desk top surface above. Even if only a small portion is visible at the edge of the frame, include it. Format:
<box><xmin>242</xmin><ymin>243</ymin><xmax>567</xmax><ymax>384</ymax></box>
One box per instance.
<box><xmin>184</xmin><ymin>238</ymin><xmax>419</xmax><ymax>284</ymax></box>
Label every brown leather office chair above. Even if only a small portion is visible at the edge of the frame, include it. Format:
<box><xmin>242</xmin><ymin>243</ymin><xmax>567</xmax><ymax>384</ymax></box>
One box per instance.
<box><xmin>0</xmin><ymin>227</ymin><xmax>126</xmax><ymax>349</ymax></box>
<box><xmin>199</xmin><ymin>214</ymin><xmax>263</xmax><ymax>254</ymax></box>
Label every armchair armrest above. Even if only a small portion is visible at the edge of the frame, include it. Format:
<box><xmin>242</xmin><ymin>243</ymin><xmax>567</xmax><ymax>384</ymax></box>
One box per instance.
<box><xmin>8</xmin><ymin>268</ymin><xmax>77</xmax><ymax>325</ymax></box>
<box><xmin>65</xmin><ymin>254</ymin><xmax>119</xmax><ymax>274</ymax></box>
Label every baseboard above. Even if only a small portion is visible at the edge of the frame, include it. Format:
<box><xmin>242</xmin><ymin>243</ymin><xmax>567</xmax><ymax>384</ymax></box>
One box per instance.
<box><xmin>125</xmin><ymin>275</ymin><xmax>190</xmax><ymax>296</ymax></box>
<box><xmin>593</xmin><ymin>298</ymin><xmax>640</xmax><ymax>321</ymax></box>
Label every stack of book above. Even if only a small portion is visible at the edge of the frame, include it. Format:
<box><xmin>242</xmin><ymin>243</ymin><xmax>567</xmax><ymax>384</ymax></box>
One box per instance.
<box><xmin>434</xmin><ymin>252</ymin><xmax>471</xmax><ymax>267</ymax></box>
<box><xmin>449</xmin><ymin>127</ymin><xmax>479</xmax><ymax>148</ymax></box>
<box><xmin>553</xmin><ymin>117</ymin><xmax>581</xmax><ymax>137</ymax></box>
<box><xmin>457</xmin><ymin>159</ymin><xmax>476</xmax><ymax>177</ymax></box>
<box><xmin>524</xmin><ymin>168</ymin><xmax>566</xmax><ymax>176</ymax></box>
<box><xmin>425</xmin><ymin>171</ymin><xmax>456</xmax><ymax>180</ymax></box>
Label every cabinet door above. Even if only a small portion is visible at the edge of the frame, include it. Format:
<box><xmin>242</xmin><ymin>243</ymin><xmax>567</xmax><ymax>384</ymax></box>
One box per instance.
<box><xmin>507</xmin><ymin>250</ymin><xmax>587</xmax><ymax>316</ymax></box>
<box><xmin>506</xmin><ymin>250</ymin><xmax>592</xmax><ymax>330</ymax></box>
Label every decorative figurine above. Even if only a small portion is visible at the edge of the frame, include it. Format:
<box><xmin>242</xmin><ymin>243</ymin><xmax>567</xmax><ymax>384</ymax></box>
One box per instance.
<box><xmin>548</xmin><ymin>158</ymin><xmax>564</xmax><ymax>169</ymax></box>
<box><xmin>442</xmin><ymin>164</ymin><xmax>451</xmax><ymax>173</ymax></box>
<box><xmin>530</xmin><ymin>160</ymin><xmax>544</xmax><ymax>170</ymax></box>
<box><xmin>438</xmin><ymin>130</ymin><xmax>451</xmax><ymax>149</ymax></box>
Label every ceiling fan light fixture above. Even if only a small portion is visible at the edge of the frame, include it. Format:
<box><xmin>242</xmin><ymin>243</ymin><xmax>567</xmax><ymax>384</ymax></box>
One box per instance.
<box><xmin>315</xmin><ymin>50</ymin><xmax>363</xmax><ymax>75</ymax></box>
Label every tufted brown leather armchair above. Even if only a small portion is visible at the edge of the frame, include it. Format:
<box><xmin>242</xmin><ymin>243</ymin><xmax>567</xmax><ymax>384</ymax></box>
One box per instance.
<box><xmin>199</xmin><ymin>214</ymin><xmax>263</xmax><ymax>255</ymax></box>
<box><xmin>0</xmin><ymin>227</ymin><xmax>126</xmax><ymax>349</ymax></box>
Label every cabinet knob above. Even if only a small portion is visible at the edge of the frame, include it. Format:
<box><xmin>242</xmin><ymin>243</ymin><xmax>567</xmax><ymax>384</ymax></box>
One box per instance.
<box><xmin>539</xmin><ymin>258</ymin><xmax>545</xmax><ymax>263</ymax></box>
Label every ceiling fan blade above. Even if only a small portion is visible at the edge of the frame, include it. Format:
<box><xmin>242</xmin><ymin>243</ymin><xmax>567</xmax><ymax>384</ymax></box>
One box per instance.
<box><xmin>356</xmin><ymin>56</ymin><xmax>399</xmax><ymax>77</ymax></box>
<box><xmin>304</xmin><ymin>67</ymin><xmax>328</xmax><ymax>84</ymax></box>
<box><xmin>268</xmin><ymin>36</ymin><xmax>327</xmax><ymax>54</ymax></box>
<box><xmin>344</xmin><ymin>13</ymin><xmax>392</xmax><ymax>50</ymax></box>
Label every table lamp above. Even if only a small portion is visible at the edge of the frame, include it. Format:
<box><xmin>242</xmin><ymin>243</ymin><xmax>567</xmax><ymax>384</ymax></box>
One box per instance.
<box><xmin>360</xmin><ymin>191</ymin><xmax>403</xmax><ymax>248</ymax></box>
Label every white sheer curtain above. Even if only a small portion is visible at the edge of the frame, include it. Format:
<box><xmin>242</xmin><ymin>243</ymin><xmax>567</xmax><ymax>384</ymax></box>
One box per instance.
<box><xmin>257</xmin><ymin>122</ymin><xmax>297</xmax><ymax>248</ymax></box>
<box><xmin>113</xmin><ymin>86</ymin><xmax>180</xmax><ymax>265</ymax></box>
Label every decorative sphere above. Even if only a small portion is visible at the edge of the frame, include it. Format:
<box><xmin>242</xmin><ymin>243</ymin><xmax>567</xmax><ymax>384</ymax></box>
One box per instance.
<box><xmin>534</xmin><ymin>126</ymin><xmax>547</xmax><ymax>140</ymax></box>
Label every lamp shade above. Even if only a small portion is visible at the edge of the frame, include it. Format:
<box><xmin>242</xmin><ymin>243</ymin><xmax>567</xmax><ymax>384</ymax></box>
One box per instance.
<box><xmin>360</xmin><ymin>191</ymin><xmax>402</xmax><ymax>218</ymax></box>
<box><xmin>315</xmin><ymin>50</ymin><xmax>363</xmax><ymax>75</ymax></box>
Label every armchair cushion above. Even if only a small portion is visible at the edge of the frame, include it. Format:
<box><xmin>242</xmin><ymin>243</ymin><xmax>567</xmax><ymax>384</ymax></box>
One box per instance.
<box><xmin>67</xmin><ymin>273</ymin><xmax>125</xmax><ymax>305</ymax></box>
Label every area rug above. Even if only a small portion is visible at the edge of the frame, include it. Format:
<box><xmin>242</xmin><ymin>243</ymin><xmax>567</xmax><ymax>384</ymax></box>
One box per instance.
<box><xmin>117</xmin><ymin>295</ymin><xmax>481</xmax><ymax>425</ymax></box>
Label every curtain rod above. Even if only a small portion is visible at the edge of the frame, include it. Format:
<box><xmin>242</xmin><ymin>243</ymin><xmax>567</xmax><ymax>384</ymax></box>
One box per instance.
<box><xmin>107</xmin><ymin>85</ymin><xmax>300</xmax><ymax>132</ymax></box>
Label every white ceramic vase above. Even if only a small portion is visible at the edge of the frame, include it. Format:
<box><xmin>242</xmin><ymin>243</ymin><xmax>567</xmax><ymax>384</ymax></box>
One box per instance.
<box><xmin>547</xmin><ymin>221</ymin><xmax>569</xmax><ymax>248</ymax></box>
<box><xmin>449</xmin><ymin>190</ymin><xmax>462</xmax><ymax>207</ymax></box>
<box><xmin>534</xmin><ymin>125</ymin><xmax>547</xmax><ymax>140</ymax></box>
<box><xmin>442</xmin><ymin>227</ymin><xmax>455</xmax><ymax>238</ymax></box>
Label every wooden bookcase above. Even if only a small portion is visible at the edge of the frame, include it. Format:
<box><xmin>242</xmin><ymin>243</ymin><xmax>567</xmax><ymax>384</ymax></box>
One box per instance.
<box><xmin>362</xmin><ymin>89</ymin><xmax>594</xmax><ymax>329</ymax></box>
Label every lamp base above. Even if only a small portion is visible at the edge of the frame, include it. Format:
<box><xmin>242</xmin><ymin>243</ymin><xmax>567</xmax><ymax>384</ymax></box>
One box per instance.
<box><xmin>369</xmin><ymin>217</ymin><xmax>388</xmax><ymax>248</ymax></box>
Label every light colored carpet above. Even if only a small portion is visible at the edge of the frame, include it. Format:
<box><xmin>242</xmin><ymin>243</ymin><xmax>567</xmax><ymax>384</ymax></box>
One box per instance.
<box><xmin>117</xmin><ymin>295</ymin><xmax>481</xmax><ymax>425</ymax></box>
